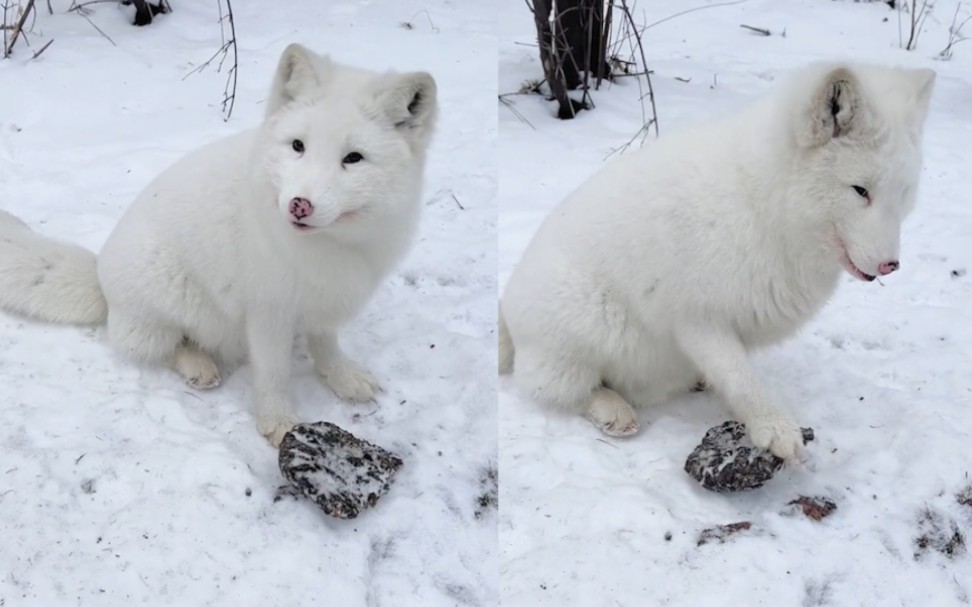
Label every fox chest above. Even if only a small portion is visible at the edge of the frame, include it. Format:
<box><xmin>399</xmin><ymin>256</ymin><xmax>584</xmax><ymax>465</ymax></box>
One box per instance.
<box><xmin>292</xmin><ymin>258</ymin><xmax>383</xmax><ymax>332</ymax></box>
<box><xmin>733</xmin><ymin>268</ymin><xmax>841</xmax><ymax>348</ymax></box>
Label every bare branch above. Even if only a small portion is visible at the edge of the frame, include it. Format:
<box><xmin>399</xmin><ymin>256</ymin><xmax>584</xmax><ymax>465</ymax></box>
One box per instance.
<box><xmin>642</xmin><ymin>0</ymin><xmax>750</xmax><ymax>31</ymax></box>
<box><xmin>906</xmin><ymin>0</ymin><xmax>934</xmax><ymax>51</ymax></box>
<box><xmin>68</xmin><ymin>0</ymin><xmax>117</xmax><ymax>14</ymax></box>
<box><xmin>498</xmin><ymin>92</ymin><xmax>537</xmax><ymax>130</ymax></box>
<box><xmin>4</xmin><ymin>0</ymin><xmax>36</xmax><ymax>57</ymax></box>
<box><xmin>184</xmin><ymin>0</ymin><xmax>238</xmax><ymax>121</ymax></box>
<box><xmin>30</xmin><ymin>36</ymin><xmax>51</xmax><ymax>59</ymax></box>
<box><xmin>221</xmin><ymin>0</ymin><xmax>237</xmax><ymax>120</ymax></box>
<box><xmin>80</xmin><ymin>12</ymin><xmax>116</xmax><ymax>46</ymax></box>
<box><xmin>939</xmin><ymin>2</ymin><xmax>972</xmax><ymax>59</ymax></box>
<box><xmin>617</xmin><ymin>0</ymin><xmax>658</xmax><ymax>138</ymax></box>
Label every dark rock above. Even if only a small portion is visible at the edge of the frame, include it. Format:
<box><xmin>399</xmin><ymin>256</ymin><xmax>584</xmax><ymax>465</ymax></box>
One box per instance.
<box><xmin>684</xmin><ymin>420</ymin><xmax>814</xmax><ymax>492</ymax></box>
<box><xmin>278</xmin><ymin>422</ymin><xmax>403</xmax><ymax>519</ymax></box>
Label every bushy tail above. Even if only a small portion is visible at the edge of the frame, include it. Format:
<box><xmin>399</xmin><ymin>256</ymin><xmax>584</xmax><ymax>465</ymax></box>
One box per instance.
<box><xmin>498</xmin><ymin>300</ymin><xmax>514</xmax><ymax>375</ymax></box>
<box><xmin>0</xmin><ymin>210</ymin><xmax>107</xmax><ymax>325</ymax></box>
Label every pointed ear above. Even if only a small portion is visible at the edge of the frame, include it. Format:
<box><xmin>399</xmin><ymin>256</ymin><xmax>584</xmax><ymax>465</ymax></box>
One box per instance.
<box><xmin>796</xmin><ymin>67</ymin><xmax>863</xmax><ymax>148</ymax></box>
<box><xmin>907</xmin><ymin>67</ymin><xmax>936</xmax><ymax>130</ymax></box>
<box><xmin>371</xmin><ymin>72</ymin><xmax>438</xmax><ymax>145</ymax></box>
<box><xmin>265</xmin><ymin>44</ymin><xmax>330</xmax><ymax>118</ymax></box>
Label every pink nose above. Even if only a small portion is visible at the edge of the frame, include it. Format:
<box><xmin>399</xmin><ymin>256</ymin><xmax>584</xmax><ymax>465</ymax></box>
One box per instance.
<box><xmin>289</xmin><ymin>197</ymin><xmax>313</xmax><ymax>220</ymax></box>
<box><xmin>878</xmin><ymin>260</ymin><xmax>899</xmax><ymax>276</ymax></box>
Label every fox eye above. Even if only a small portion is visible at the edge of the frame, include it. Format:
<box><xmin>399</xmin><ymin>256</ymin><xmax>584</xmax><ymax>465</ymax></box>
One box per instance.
<box><xmin>852</xmin><ymin>185</ymin><xmax>870</xmax><ymax>199</ymax></box>
<box><xmin>342</xmin><ymin>152</ymin><xmax>364</xmax><ymax>165</ymax></box>
<box><xmin>292</xmin><ymin>139</ymin><xmax>305</xmax><ymax>154</ymax></box>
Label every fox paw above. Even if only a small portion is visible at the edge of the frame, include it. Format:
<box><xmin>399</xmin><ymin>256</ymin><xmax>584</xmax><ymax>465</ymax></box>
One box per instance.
<box><xmin>174</xmin><ymin>348</ymin><xmax>221</xmax><ymax>390</ymax></box>
<box><xmin>257</xmin><ymin>414</ymin><xmax>298</xmax><ymax>447</ymax></box>
<box><xmin>318</xmin><ymin>361</ymin><xmax>382</xmax><ymax>402</ymax></box>
<box><xmin>748</xmin><ymin>416</ymin><xmax>804</xmax><ymax>461</ymax></box>
<box><xmin>587</xmin><ymin>392</ymin><xmax>640</xmax><ymax>437</ymax></box>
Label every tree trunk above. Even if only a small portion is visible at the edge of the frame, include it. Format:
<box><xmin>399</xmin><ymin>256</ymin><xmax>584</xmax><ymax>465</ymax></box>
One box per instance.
<box><xmin>555</xmin><ymin>0</ymin><xmax>610</xmax><ymax>90</ymax></box>
<box><xmin>531</xmin><ymin>0</ymin><xmax>609</xmax><ymax>119</ymax></box>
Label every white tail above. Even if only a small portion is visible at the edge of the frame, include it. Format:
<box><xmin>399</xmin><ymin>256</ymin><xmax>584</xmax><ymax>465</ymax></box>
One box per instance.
<box><xmin>0</xmin><ymin>210</ymin><xmax>107</xmax><ymax>325</ymax></box>
<box><xmin>498</xmin><ymin>300</ymin><xmax>514</xmax><ymax>375</ymax></box>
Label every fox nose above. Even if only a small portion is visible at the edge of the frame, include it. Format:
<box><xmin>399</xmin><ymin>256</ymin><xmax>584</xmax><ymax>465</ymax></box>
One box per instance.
<box><xmin>289</xmin><ymin>197</ymin><xmax>314</xmax><ymax>220</ymax></box>
<box><xmin>878</xmin><ymin>260</ymin><xmax>899</xmax><ymax>276</ymax></box>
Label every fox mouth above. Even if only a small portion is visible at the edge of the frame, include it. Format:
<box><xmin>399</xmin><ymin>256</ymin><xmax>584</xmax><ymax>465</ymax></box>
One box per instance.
<box><xmin>291</xmin><ymin>221</ymin><xmax>319</xmax><ymax>232</ymax></box>
<box><xmin>290</xmin><ymin>211</ymin><xmax>359</xmax><ymax>233</ymax></box>
<box><xmin>839</xmin><ymin>248</ymin><xmax>876</xmax><ymax>282</ymax></box>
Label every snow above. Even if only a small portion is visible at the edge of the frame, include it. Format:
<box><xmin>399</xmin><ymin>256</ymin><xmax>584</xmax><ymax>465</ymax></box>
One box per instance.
<box><xmin>0</xmin><ymin>1</ymin><xmax>496</xmax><ymax>606</ymax></box>
<box><xmin>498</xmin><ymin>0</ymin><xmax>972</xmax><ymax>605</ymax></box>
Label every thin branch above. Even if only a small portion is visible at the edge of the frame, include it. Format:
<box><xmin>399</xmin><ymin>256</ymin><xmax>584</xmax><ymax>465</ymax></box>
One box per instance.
<box><xmin>906</xmin><ymin>0</ymin><xmax>933</xmax><ymax>50</ymax></box>
<box><xmin>80</xmin><ymin>12</ymin><xmax>116</xmax><ymax>46</ymax></box>
<box><xmin>404</xmin><ymin>9</ymin><xmax>439</xmax><ymax>33</ymax></box>
<box><xmin>30</xmin><ymin>36</ymin><xmax>51</xmax><ymax>59</ymax></box>
<box><xmin>618</xmin><ymin>0</ymin><xmax>658</xmax><ymax>138</ymax></box>
<box><xmin>605</xmin><ymin>120</ymin><xmax>652</xmax><ymax>159</ymax></box>
<box><xmin>184</xmin><ymin>0</ymin><xmax>238</xmax><ymax>121</ymax></box>
<box><xmin>449</xmin><ymin>191</ymin><xmax>464</xmax><ymax>211</ymax></box>
<box><xmin>221</xmin><ymin>0</ymin><xmax>237</xmax><ymax>121</ymax></box>
<box><xmin>498</xmin><ymin>92</ymin><xmax>537</xmax><ymax>130</ymax></box>
<box><xmin>939</xmin><ymin>2</ymin><xmax>972</xmax><ymax>59</ymax></box>
<box><xmin>67</xmin><ymin>0</ymin><xmax>115</xmax><ymax>14</ymax></box>
<box><xmin>4</xmin><ymin>0</ymin><xmax>35</xmax><ymax>57</ymax></box>
<box><xmin>739</xmin><ymin>23</ymin><xmax>771</xmax><ymax>36</ymax></box>
<box><xmin>2</xmin><ymin>2</ymin><xmax>8</xmax><ymax>55</ymax></box>
<box><xmin>642</xmin><ymin>0</ymin><xmax>749</xmax><ymax>31</ymax></box>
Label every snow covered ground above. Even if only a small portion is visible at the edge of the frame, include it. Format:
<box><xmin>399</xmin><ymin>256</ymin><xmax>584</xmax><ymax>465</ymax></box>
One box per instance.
<box><xmin>0</xmin><ymin>1</ymin><xmax>496</xmax><ymax>606</ymax></box>
<box><xmin>498</xmin><ymin>0</ymin><xmax>972</xmax><ymax>605</ymax></box>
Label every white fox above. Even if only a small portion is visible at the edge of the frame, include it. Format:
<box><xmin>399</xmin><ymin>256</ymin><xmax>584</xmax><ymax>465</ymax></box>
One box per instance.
<box><xmin>0</xmin><ymin>44</ymin><xmax>437</xmax><ymax>445</ymax></box>
<box><xmin>499</xmin><ymin>62</ymin><xmax>935</xmax><ymax>460</ymax></box>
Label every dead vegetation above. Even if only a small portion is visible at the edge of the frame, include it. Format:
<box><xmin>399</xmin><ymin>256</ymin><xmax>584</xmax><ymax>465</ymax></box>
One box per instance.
<box><xmin>786</xmin><ymin>496</ymin><xmax>838</xmax><ymax>522</ymax></box>
<box><xmin>697</xmin><ymin>521</ymin><xmax>753</xmax><ymax>546</ymax></box>
<box><xmin>914</xmin><ymin>508</ymin><xmax>966</xmax><ymax>560</ymax></box>
<box><xmin>474</xmin><ymin>464</ymin><xmax>498</xmax><ymax>520</ymax></box>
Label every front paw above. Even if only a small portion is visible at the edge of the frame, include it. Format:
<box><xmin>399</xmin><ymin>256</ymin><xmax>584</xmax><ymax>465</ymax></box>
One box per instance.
<box><xmin>257</xmin><ymin>414</ymin><xmax>299</xmax><ymax>447</ymax></box>
<box><xmin>318</xmin><ymin>360</ymin><xmax>382</xmax><ymax>402</ymax></box>
<box><xmin>747</xmin><ymin>416</ymin><xmax>804</xmax><ymax>461</ymax></box>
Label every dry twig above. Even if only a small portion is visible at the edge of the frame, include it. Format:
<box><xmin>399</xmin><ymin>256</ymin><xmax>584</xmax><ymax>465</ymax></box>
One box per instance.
<box><xmin>498</xmin><ymin>92</ymin><xmax>537</xmax><ymax>130</ymax></box>
<box><xmin>617</xmin><ymin>0</ymin><xmax>659</xmax><ymax>137</ymax></box>
<box><xmin>4</xmin><ymin>0</ymin><xmax>35</xmax><ymax>57</ymax></box>
<box><xmin>184</xmin><ymin>0</ymin><xmax>238</xmax><ymax>121</ymax></box>
<box><xmin>68</xmin><ymin>0</ymin><xmax>116</xmax><ymax>14</ymax></box>
<box><xmin>30</xmin><ymin>35</ymin><xmax>51</xmax><ymax>59</ymax></box>
<box><xmin>939</xmin><ymin>2</ymin><xmax>972</xmax><ymax>59</ymax></box>
<box><xmin>739</xmin><ymin>23</ymin><xmax>770</xmax><ymax>36</ymax></box>
<box><xmin>906</xmin><ymin>0</ymin><xmax>934</xmax><ymax>50</ymax></box>
<box><xmin>80</xmin><ymin>11</ymin><xmax>116</xmax><ymax>46</ymax></box>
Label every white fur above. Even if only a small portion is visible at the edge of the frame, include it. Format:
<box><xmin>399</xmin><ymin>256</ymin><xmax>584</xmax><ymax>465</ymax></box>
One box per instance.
<box><xmin>499</xmin><ymin>62</ymin><xmax>934</xmax><ymax>461</ymax></box>
<box><xmin>0</xmin><ymin>210</ymin><xmax>107</xmax><ymax>324</ymax></box>
<box><xmin>0</xmin><ymin>44</ymin><xmax>437</xmax><ymax>446</ymax></box>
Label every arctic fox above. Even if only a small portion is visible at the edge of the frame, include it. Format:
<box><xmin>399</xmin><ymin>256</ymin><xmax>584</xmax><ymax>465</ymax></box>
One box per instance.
<box><xmin>499</xmin><ymin>62</ymin><xmax>935</xmax><ymax>460</ymax></box>
<box><xmin>0</xmin><ymin>44</ymin><xmax>437</xmax><ymax>445</ymax></box>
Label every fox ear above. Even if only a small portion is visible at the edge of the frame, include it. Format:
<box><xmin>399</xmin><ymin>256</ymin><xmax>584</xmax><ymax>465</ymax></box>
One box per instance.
<box><xmin>907</xmin><ymin>67</ymin><xmax>936</xmax><ymax>129</ymax></box>
<box><xmin>797</xmin><ymin>67</ymin><xmax>862</xmax><ymax>147</ymax></box>
<box><xmin>266</xmin><ymin>44</ymin><xmax>330</xmax><ymax>117</ymax></box>
<box><xmin>371</xmin><ymin>72</ymin><xmax>438</xmax><ymax>145</ymax></box>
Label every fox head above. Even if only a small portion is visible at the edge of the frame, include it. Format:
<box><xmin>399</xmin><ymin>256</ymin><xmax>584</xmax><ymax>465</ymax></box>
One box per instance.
<box><xmin>258</xmin><ymin>44</ymin><xmax>438</xmax><ymax>238</ymax></box>
<box><xmin>788</xmin><ymin>63</ymin><xmax>935</xmax><ymax>282</ymax></box>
